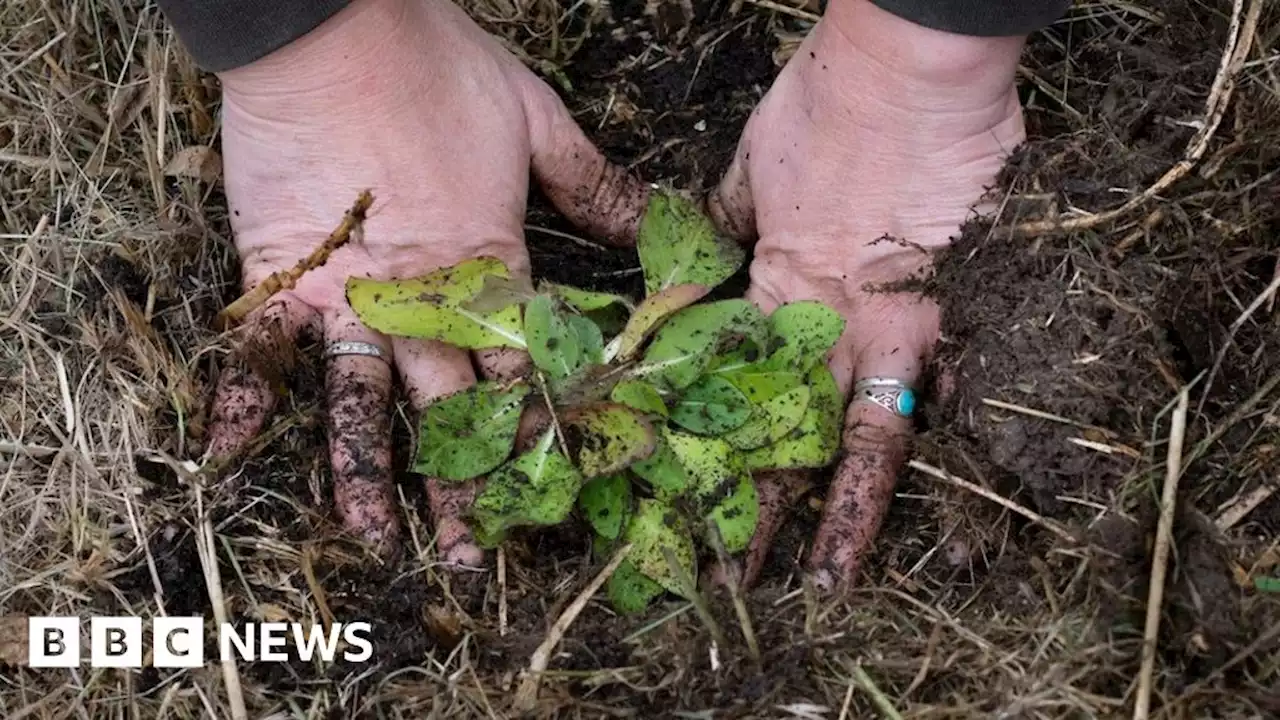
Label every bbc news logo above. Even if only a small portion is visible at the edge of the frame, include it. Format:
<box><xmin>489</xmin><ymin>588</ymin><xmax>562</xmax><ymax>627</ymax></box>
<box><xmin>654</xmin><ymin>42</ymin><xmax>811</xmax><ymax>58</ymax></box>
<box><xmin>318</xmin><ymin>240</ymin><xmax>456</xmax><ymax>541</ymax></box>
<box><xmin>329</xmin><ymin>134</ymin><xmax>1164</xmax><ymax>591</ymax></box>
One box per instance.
<box><xmin>27</xmin><ymin>617</ymin><xmax>373</xmax><ymax>668</ymax></box>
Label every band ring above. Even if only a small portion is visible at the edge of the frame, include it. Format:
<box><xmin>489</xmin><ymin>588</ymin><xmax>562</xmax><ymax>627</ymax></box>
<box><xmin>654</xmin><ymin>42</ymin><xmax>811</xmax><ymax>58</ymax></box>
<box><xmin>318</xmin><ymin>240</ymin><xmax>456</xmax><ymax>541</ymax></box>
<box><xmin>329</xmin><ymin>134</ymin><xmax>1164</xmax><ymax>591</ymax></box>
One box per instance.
<box><xmin>852</xmin><ymin>377</ymin><xmax>916</xmax><ymax>418</ymax></box>
<box><xmin>324</xmin><ymin>340</ymin><xmax>388</xmax><ymax>361</ymax></box>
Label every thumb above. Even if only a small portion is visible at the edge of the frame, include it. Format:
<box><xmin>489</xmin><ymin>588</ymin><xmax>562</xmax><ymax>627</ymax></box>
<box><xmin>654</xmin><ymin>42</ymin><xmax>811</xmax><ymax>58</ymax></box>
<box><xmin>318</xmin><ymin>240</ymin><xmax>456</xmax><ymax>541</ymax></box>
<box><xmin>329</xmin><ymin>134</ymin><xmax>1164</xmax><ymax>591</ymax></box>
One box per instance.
<box><xmin>521</xmin><ymin>80</ymin><xmax>650</xmax><ymax>247</ymax></box>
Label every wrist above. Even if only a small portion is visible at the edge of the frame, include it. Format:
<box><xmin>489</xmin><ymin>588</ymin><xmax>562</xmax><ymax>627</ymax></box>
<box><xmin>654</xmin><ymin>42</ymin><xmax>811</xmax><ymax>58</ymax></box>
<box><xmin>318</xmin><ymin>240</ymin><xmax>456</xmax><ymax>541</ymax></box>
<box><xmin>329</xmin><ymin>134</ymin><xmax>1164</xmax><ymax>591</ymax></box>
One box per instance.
<box><xmin>217</xmin><ymin>0</ymin><xmax>415</xmax><ymax>104</ymax></box>
<box><xmin>821</xmin><ymin>0</ymin><xmax>1024</xmax><ymax>110</ymax></box>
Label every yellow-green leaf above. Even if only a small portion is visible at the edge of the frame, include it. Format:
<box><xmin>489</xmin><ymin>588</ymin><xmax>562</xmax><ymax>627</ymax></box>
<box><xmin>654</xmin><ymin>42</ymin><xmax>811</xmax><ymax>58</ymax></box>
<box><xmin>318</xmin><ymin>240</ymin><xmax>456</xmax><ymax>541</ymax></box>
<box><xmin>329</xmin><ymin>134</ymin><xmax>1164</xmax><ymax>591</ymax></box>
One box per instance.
<box><xmin>469</xmin><ymin>429</ymin><xmax>583</xmax><ymax>547</ymax></box>
<box><xmin>637</xmin><ymin>188</ymin><xmax>745</xmax><ymax>296</ymax></box>
<box><xmin>346</xmin><ymin>257</ymin><xmax>526</xmax><ymax>349</ymax></box>
<box><xmin>723</xmin><ymin>384</ymin><xmax>811</xmax><ymax>450</ymax></box>
<box><xmin>625</xmin><ymin>499</ymin><xmax>696</xmax><ymax>597</ymax></box>
<box><xmin>562</xmin><ymin>404</ymin><xmax>657</xmax><ymax>477</ymax></box>
<box><xmin>526</xmin><ymin>294</ymin><xmax>582</xmax><ymax>379</ymax></box>
<box><xmin>634</xmin><ymin>300</ymin><xmax>768</xmax><ymax>391</ymax></box>
<box><xmin>606</xmin><ymin>557</ymin><xmax>665</xmax><ymax>614</ymax></box>
<box><xmin>579</xmin><ymin>474</ymin><xmax>632</xmax><ymax>540</ymax></box>
<box><xmin>744</xmin><ymin>365</ymin><xmax>842</xmax><ymax>470</ymax></box>
<box><xmin>607</xmin><ymin>283</ymin><xmax>710</xmax><ymax>362</ymax></box>
<box><xmin>414</xmin><ymin>381</ymin><xmax>530</xmax><ymax>481</ymax></box>
<box><xmin>763</xmin><ymin>301</ymin><xmax>845</xmax><ymax>373</ymax></box>
<box><xmin>611</xmin><ymin>380</ymin><xmax>669</xmax><ymax>417</ymax></box>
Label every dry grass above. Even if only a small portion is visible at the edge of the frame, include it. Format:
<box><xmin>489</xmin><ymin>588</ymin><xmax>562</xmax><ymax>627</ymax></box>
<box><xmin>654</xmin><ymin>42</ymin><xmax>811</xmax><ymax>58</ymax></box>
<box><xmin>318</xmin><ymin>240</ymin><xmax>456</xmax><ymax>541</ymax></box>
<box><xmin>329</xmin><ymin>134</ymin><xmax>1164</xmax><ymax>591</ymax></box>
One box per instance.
<box><xmin>2</xmin><ymin>0</ymin><xmax>1279</xmax><ymax>718</ymax></box>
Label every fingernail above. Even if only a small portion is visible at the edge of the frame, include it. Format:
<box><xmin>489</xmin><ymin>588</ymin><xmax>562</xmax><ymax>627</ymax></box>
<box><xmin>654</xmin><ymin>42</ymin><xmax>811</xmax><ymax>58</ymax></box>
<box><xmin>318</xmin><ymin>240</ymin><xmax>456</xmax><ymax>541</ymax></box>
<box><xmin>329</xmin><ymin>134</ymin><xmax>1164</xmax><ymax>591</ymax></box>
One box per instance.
<box><xmin>810</xmin><ymin>567</ymin><xmax>835</xmax><ymax>593</ymax></box>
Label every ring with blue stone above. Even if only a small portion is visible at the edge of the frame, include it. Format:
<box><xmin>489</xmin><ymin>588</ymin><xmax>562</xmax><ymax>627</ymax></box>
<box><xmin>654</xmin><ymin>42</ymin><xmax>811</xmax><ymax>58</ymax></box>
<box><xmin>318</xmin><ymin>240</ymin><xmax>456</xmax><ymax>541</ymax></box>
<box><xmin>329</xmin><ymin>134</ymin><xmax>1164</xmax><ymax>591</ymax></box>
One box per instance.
<box><xmin>852</xmin><ymin>377</ymin><xmax>916</xmax><ymax>418</ymax></box>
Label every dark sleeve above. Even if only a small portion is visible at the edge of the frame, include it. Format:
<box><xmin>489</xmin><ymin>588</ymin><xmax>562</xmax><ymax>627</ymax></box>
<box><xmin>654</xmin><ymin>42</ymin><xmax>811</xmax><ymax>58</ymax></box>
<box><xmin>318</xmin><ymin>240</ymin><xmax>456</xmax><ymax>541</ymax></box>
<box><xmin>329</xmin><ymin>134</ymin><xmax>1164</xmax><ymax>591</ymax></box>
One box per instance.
<box><xmin>156</xmin><ymin>0</ymin><xmax>351</xmax><ymax>72</ymax></box>
<box><xmin>865</xmin><ymin>0</ymin><xmax>1070</xmax><ymax>36</ymax></box>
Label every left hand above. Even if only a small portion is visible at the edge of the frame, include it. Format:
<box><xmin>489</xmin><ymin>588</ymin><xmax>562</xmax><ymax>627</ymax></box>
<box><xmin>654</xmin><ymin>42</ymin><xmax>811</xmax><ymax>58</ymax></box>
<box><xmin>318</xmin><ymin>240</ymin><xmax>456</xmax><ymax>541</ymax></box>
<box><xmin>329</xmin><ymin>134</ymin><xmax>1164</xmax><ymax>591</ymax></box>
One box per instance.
<box><xmin>708</xmin><ymin>0</ymin><xmax>1027</xmax><ymax>590</ymax></box>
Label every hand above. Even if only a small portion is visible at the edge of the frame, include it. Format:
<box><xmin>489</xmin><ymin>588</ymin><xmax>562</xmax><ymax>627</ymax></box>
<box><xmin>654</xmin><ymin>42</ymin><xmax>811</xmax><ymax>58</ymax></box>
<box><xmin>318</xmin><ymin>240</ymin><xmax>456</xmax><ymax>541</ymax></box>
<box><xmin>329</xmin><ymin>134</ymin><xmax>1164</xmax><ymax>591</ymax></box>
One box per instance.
<box><xmin>708</xmin><ymin>0</ymin><xmax>1027</xmax><ymax>590</ymax></box>
<box><xmin>204</xmin><ymin>0</ymin><xmax>644</xmax><ymax>566</ymax></box>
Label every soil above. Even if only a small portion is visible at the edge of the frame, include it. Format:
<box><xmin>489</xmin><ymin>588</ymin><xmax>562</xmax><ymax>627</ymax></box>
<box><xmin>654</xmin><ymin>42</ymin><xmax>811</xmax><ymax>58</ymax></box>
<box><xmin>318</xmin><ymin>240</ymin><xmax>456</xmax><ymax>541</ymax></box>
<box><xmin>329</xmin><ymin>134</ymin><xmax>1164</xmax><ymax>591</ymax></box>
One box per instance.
<box><xmin>8</xmin><ymin>0</ymin><xmax>1278</xmax><ymax>718</ymax></box>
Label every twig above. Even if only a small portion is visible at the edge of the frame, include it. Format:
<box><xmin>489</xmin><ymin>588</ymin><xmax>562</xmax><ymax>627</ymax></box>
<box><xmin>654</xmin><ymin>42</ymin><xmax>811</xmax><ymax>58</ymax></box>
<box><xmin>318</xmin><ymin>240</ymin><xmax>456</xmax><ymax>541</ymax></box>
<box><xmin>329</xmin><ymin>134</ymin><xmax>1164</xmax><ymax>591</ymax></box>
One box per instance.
<box><xmin>195</xmin><ymin>485</ymin><xmax>248</xmax><ymax>720</ymax></box>
<box><xmin>513</xmin><ymin>544</ymin><xmax>632</xmax><ymax>713</ymax></box>
<box><xmin>1011</xmin><ymin>0</ymin><xmax>1260</xmax><ymax>238</ymax></box>
<box><xmin>981</xmin><ymin>397</ymin><xmax>1116</xmax><ymax>436</ymax></box>
<box><xmin>1134</xmin><ymin>387</ymin><xmax>1189</xmax><ymax>720</ymax></box>
<box><xmin>908</xmin><ymin>459</ymin><xmax>1078</xmax><ymax>544</ymax></box>
<box><xmin>498</xmin><ymin>547</ymin><xmax>509</xmax><ymax>637</ymax></box>
<box><xmin>1197</xmin><ymin>266</ymin><xmax>1280</xmax><ymax>415</ymax></box>
<box><xmin>301</xmin><ymin>545</ymin><xmax>335</xmax><ymax>634</ymax></box>
<box><xmin>536</xmin><ymin>371</ymin><xmax>572</xmax><ymax>458</ymax></box>
<box><xmin>215</xmin><ymin>190</ymin><xmax>373</xmax><ymax>330</ymax></box>
<box><xmin>705</xmin><ymin>520</ymin><xmax>760</xmax><ymax>662</ymax></box>
<box><xmin>662</xmin><ymin>546</ymin><xmax>730</xmax><ymax>652</ymax></box>
<box><xmin>744</xmin><ymin>0</ymin><xmax>820</xmax><ymax>22</ymax></box>
<box><xmin>1184</xmin><ymin>369</ymin><xmax>1280</xmax><ymax>468</ymax></box>
<box><xmin>1214</xmin><ymin>482</ymin><xmax>1277</xmax><ymax>531</ymax></box>
<box><xmin>851</xmin><ymin>664</ymin><xmax>905</xmax><ymax>720</ymax></box>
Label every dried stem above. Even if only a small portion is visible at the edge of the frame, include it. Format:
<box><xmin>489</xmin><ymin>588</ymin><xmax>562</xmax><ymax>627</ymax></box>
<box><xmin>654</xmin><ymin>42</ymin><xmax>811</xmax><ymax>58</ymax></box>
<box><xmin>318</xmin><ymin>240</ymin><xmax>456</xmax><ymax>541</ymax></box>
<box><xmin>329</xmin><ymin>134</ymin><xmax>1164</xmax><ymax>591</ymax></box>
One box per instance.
<box><xmin>215</xmin><ymin>190</ymin><xmax>373</xmax><ymax>330</ymax></box>
<box><xmin>705</xmin><ymin>520</ymin><xmax>760</xmax><ymax>662</ymax></box>
<box><xmin>1134</xmin><ymin>387</ymin><xmax>1189</xmax><ymax>720</ymax></box>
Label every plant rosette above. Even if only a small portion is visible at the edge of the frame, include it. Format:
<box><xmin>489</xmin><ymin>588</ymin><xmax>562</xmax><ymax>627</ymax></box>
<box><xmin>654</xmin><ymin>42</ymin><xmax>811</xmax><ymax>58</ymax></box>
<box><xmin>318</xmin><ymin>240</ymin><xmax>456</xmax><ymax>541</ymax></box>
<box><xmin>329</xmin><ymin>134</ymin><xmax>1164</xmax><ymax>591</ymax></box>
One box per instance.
<box><xmin>345</xmin><ymin>188</ymin><xmax>846</xmax><ymax>613</ymax></box>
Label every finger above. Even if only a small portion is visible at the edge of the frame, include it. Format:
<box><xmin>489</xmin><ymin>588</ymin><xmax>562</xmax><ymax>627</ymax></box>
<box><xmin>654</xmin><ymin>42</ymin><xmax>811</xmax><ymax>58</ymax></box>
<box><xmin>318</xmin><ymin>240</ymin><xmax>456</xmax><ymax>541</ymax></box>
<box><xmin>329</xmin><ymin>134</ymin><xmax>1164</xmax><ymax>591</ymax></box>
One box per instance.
<box><xmin>708</xmin><ymin>469</ymin><xmax>810</xmax><ymax>590</ymax></box>
<box><xmin>522</xmin><ymin>81</ymin><xmax>650</xmax><ymax>246</ymax></box>
<box><xmin>706</xmin><ymin>128</ymin><xmax>756</xmax><ymax>242</ymax></box>
<box><xmin>206</xmin><ymin>294</ymin><xmax>317</xmax><ymax>460</ymax></box>
<box><xmin>705</xmin><ymin>283</ymin><xmax>804</xmax><ymax>590</ymax></box>
<box><xmin>473</xmin><ymin>347</ymin><xmax>532</xmax><ymax>384</ymax></box>
<box><xmin>806</xmin><ymin>324</ymin><xmax>933</xmax><ymax>591</ymax></box>
<box><xmin>324</xmin><ymin>309</ymin><xmax>400</xmax><ymax>555</ymax></box>
<box><xmin>393</xmin><ymin>336</ymin><xmax>485</xmax><ymax>568</ymax></box>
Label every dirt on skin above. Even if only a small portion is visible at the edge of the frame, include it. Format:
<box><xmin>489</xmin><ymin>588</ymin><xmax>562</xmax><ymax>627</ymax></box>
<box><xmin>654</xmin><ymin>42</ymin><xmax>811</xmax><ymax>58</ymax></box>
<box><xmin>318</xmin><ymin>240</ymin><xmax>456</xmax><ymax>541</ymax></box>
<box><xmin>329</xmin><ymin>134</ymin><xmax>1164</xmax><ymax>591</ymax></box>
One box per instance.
<box><xmin>7</xmin><ymin>0</ymin><xmax>1280</xmax><ymax>718</ymax></box>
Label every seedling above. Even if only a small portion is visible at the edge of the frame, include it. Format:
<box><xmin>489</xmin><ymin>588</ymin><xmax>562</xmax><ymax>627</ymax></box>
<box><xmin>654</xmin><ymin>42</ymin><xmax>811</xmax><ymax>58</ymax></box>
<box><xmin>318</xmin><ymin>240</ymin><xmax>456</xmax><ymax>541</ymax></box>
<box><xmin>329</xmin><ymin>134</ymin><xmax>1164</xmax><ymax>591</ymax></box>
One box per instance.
<box><xmin>344</xmin><ymin>189</ymin><xmax>845</xmax><ymax>612</ymax></box>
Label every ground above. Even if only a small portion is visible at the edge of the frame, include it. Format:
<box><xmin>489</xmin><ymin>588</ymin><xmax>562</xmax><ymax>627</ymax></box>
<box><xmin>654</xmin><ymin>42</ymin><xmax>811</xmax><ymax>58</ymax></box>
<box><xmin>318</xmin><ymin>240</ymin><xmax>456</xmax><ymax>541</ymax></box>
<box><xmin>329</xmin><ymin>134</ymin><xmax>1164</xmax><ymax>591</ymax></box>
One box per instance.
<box><xmin>2</xmin><ymin>0</ymin><xmax>1279</xmax><ymax>718</ymax></box>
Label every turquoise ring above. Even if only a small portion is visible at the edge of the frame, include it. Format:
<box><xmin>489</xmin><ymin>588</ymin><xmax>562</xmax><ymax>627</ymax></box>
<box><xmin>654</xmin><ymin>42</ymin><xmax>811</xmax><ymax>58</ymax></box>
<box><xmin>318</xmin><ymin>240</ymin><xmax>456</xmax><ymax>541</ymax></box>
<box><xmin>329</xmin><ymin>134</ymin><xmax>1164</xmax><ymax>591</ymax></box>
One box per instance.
<box><xmin>853</xmin><ymin>377</ymin><xmax>916</xmax><ymax>418</ymax></box>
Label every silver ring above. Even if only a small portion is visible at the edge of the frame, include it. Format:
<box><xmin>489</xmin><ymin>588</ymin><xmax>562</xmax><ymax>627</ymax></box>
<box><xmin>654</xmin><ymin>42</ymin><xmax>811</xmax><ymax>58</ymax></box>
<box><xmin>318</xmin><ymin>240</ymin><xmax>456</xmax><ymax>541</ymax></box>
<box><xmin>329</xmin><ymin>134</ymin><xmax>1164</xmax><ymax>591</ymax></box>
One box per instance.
<box><xmin>852</xmin><ymin>377</ymin><xmax>916</xmax><ymax>418</ymax></box>
<box><xmin>324</xmin><ymin>340</ymin><xmax>388</xmax><ymax>361</ymax></box>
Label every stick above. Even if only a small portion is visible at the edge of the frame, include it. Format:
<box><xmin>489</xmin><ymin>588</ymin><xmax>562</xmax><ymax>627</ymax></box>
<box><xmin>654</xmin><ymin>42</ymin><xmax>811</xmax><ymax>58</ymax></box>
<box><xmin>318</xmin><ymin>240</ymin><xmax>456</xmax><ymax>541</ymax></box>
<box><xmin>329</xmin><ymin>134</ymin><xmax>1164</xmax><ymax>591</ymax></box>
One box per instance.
<box><xmin>1133</xmin><ymin>387</ymin><xmax>1189</xmax><ymax>720</ymax></box>
<box><xmin>662</xmin><ymin>546</ymin><xmax>729</xmax><ymax>653</ymax></box>
<box><xmin>705</xmin><ymin>520</ymin><xmax>760</xmax><ymax>662</ymax></box>
<box><xmin>908</xmin><ymin>459</ymin><xmax>1078</xmax><ymax>544</ymax></box>
<box><xmin>1197</xmin><ymin>265</ymin><xmax>1280</xmax><ymax>415</ymax></box>
<box><xmin>851</xmin><ymin>664</ymin><xmax>905</xmax><ymax>720</ymax></box>
<box><xmin>1214</xmin><ymin>482</ymin><xmax>1277</xmax><ymax>531</ymax></box>
<box><xmin>512</xmin><ymin>544</ymin><xmax>632</xmax><ymax>713</ymax></box>
<box><xmin>215</xmin><ymin>190</ymin><xmax>373</xmax><ymax>330</ymax></box>
<box><xmin>498</xmin><ymin>547</ymin><xmax>509</xmax><ymax>637</ymax></box>
<box><xmin>195</xmin><ymin>485</ymin><xmax>248</xmax><ymax>720</ymax></box>
<box><xmin>1011</xmin><ymin>0</ymin><xmax>1260</xmax><ymax>238</ymax></box>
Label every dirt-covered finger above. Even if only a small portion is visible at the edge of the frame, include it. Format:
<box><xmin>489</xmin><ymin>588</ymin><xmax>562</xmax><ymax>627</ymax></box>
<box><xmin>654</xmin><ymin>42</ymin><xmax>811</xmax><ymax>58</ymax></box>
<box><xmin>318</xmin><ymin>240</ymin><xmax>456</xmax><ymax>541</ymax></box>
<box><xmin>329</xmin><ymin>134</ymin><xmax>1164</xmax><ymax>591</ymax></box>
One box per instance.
<box><xmin>707</xmin><ymin>130</ymin><xmax>756</xmax><ymax>243</ymax></box>
<box><xmin>708</xmin><ymin>469</ymin><xmax>810</xmax><ymax>590</ymax></box>
<box><xmin>473</xmin><ymin>347</ymin><xmax>532</xmax><ymax>384</ymax></box>
<box><xmin>393</xmin><ymin>336</ymin><xmax>485</xmax><ymax>568</ymax></box>
<box><xmin>522</xmin><ymin>81</ymin><xmax>649</xmax><ymax>246</ymax></box>
<box><xmin>206</xmin><ymin>294</ymin><xmax>316</xmax><ymax>460</ymax></box>
<box><xmin>806</xmin><ymin>392</ymin><xmax>913</xmax><ymax>591</ymax></box>
<box><xmin>324</xmin><ymin>311</ymin><xmax>400</xmax><ymax>555</ymax></box>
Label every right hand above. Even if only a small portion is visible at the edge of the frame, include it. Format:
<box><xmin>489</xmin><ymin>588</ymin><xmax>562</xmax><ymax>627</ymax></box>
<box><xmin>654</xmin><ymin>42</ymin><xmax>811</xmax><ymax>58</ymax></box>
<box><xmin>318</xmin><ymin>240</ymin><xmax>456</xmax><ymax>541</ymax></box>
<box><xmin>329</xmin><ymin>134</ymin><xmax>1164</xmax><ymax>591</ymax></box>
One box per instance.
<box><xmin>204</xmin><ymin>0</ymin><xmax>647</xmax><ymax>566</ymax></box>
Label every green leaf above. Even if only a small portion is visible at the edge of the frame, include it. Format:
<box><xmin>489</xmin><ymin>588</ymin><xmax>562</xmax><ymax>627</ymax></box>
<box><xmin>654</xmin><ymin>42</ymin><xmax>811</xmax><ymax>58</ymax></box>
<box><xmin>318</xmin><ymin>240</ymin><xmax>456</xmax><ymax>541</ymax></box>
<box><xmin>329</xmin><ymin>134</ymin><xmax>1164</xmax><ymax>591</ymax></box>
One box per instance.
<box><xmin>634</xmin><ymin>300</ymin><xmax>768</xmax><ymax>391</ymax></box>
<box><xmin>714</xmin><ymin>363</ymin><xmax>805</xmax><ymax>404</ymax></box>
<box><xmin>460</xmin><ymin>274</ymin><xmax>537</xmax><ymax>313</ymax></box>
<box><xmin>703</xmin><ymin>473</ymin><xmax>758</xmax><ymax>553</ymax></box>
<box><xmin>611</xmin><ymin>380</ymin><xmax>669</xmax><ymax>417</ymax></box>
<box><xmin>670</xmin><ymin>375</ymin><xmax>752</xmax><ymax>435</ymax></box>
<box><xmin>541</xmin><ymin>281</ymin><xmax>636</xmax><ymax>313</ymax></box>
<box><xmin>525</xmin><ymin>294</ymin><xmax>582</xmax><ymax>379</ymax></box>
<box><xmin>607</xmin><ymin>283</ymin><xmax>710</xmax><ymax>362</ymax></box>
<box><xmin>625</xmin><ymin>498</ymin><xmax>696</xmax><ymax>597</ymax></box>
<box><xmin>562</xmin><ymin>404</ymin><xmax>657</xmax><ymax>477</ymax></box>
<box><xmin>414</xmin><ymin>381</ymin><xmax>530</xmax><ymax>481</ymax></box>
<box><xmin>606</xmin><ymin>558</ymin><xmax>665</xmax><ymax>614</ymax></box>
<box><xmin>631</xmin><ymin>433</ymin><xmax>690</xmax><ymax>497</ymax></box>
<box><xmin>638</xmin><ymin>188</ymin><xmax>745</xmax><ymax>296</ymax></box>
<box><xmin>1255</xmin><ymin>576</ymin><xmax>1280</xmax><ymax>593</ymax></box>
<box><xmin>345</xmin><ymin>257</ymin><xmax>527</xmax><ymax>349</ymax></box>
<box><xmin>664</xmin><ymin>430</ymin><xmax>737</xmax><ymax>495</ymax></box>
<box><xmin>763</xmin><ymin>301</ymin><xmax>845</xmax><ymax>372</ymax></box>
<box><xmin>744</xmin><ymin>365</ymin><xmax>842</xmax><ymax>471</ymax></box>
<box><xmin>723</xmin><ymin>384</ymin><xmax>812</xmax><ymax>450</ymax></box>
<box><xmin>569</xmin><ymin>315</ymin><xmax>605</xmax><ymax>366</ymax></box>
<box><xmin>578</xmin><ymin>474</ymin><xmax>632</xmax><ymax>540</ymax></box>
<box><xmin>469</xmin><ymin>429</ymin><xmax>584</xmax><ymax>547</ymax></box>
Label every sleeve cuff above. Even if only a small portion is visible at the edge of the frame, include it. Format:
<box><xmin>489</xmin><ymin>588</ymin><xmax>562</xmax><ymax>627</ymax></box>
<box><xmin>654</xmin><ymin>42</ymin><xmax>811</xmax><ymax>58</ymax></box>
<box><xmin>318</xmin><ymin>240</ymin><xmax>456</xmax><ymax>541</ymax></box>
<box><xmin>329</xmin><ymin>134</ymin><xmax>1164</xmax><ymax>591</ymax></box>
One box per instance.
<box><xmin>866</xmin><ymin>0</ymin><xmax>1071</xmax><ymax>36</ymax></box>
<box><xmin>157</xmin><ymin>0</ymin><xmax>352</xmax><ymax>72</ymax></box>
